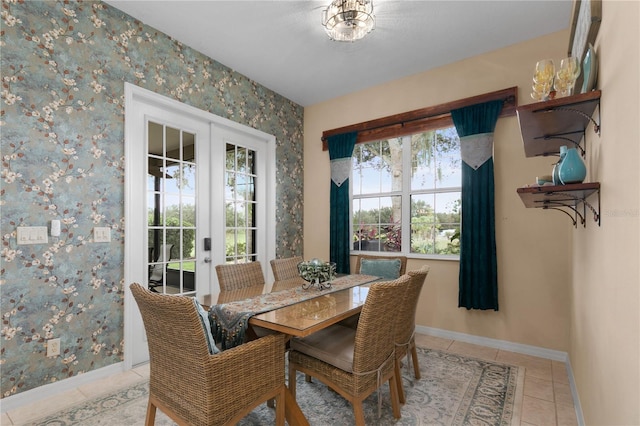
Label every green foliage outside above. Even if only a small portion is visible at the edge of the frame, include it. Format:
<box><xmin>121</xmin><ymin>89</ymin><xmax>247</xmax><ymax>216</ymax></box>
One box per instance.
<box><xmin>148</xmin><ymin>204</ymin><xmax>195</xmax><ymax>261</ymax></box>
<box><xmin>352</xmin><ymin>128</ymin><xmax>461</xmax><ymax>255</ymax></box>
<box><xmin>352</xmin><ymin>198</ymin><xmax>460</xmax><ymax>255</ymax></box>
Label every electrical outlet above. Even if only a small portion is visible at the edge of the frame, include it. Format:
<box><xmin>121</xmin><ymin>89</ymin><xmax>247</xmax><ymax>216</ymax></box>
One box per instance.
<box><xmin>93</xmin><ymin>227</ymin><xmax>111</xmax><ymax>243</ymax></box>
<box><xmin>16</xmin><ymin>226</ymin><xmax>48</xmax><ymax>245</ymax></box>
<box><xmin>47</xmin><ymin>338</ymin><xmax>61</xmax><ymax>357</ymax></box>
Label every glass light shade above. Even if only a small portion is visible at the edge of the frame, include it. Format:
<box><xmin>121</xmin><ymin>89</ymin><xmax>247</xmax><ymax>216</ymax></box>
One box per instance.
<box><xmin>322</xmin><ymin>0</ymin><xmax>375</xmax><ymax>42</ymax></box>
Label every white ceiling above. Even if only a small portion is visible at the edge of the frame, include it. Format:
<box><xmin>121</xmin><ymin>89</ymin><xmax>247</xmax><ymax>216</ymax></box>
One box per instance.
<box><xmin>103</xmin><ymin>1</ymin><xmax>572</xmax><ymax>107</ymax></box>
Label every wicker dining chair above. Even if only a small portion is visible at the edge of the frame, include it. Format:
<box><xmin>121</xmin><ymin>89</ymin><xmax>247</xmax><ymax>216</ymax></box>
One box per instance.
<box><xmin>129</xmin><ymin>283</ymin><xmax>286</xmax><ymax>426</ymax></box>
<box><xmin>270</xmin><ymin>256</ymin><xmax>305</xmax><ymax>292</ymax></box>
<box><xmin>338</xmin><ymin>254</ymin><xmax>409</xmax><ymax>329</ymax></box>
<box><xmin>270</xmin><ymin>256</ymin><xmax>303</xmax><ymax>281</ymax></box>
<box><xmin>394</xmin><ymin>266</ymin><xmax>430</xmax><ymax>404</ymax></box>
<box><xmin>215</xmin><ymin>261</ymin><xmax>266</xmax><ymax>291</ymax></box>
<box><xmin>288</xmin><ymin>275</ymin><xmax>410</xmax><ymax>425</ymax></box>
<box><xmin>354</xmin><ymin>254</ymin><xmax>407</xmax><ymax>278</ymax></box>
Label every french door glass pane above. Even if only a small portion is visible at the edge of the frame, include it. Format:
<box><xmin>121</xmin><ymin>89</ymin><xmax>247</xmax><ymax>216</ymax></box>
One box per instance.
<box><xmin>224</xmin><ymin>143</ymin><xmax>257</xmax><ymax>264</ymax></box>
<box><xmin>147</xmin><ymin>121</ymin><xmax>197</xmax><ymax>295</ymax></box>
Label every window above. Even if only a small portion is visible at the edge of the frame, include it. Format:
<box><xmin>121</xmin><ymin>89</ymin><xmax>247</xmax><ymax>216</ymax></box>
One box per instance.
<box><xmin>351</xmin><ymin>126</ymin><xmax>461</xmax><ymax>257</ymax></box>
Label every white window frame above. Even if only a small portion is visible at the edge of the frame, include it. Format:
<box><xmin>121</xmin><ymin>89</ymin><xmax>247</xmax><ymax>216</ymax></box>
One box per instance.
<box><xmin>350</xmin><ymin>128</ymin><xmax>461</xmax><ymax>261</ymax></box>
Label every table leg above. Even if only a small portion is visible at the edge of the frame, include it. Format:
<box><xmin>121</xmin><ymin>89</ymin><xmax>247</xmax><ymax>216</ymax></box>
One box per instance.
<box><xmin>285</xmin><ymin>386</ymin><xmax>309</xmax><ymax>426</ymax></box>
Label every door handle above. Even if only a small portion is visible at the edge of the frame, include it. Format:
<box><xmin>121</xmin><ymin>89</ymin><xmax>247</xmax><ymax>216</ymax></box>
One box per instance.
<box><xmin>204</xmin><ymin>257</ymin><xmax>212</xmax><ymax>263</ymax></box>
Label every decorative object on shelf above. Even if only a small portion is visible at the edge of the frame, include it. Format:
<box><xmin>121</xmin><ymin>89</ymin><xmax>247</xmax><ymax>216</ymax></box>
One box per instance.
<box><xmin>552</xmin><ymin>147</ymin><xmax>565</xmax><ymax>185</ymax></box>
<box><xmin>531</xmin><ymin>59</ymin><xmax>555</xmax><ymax>101</ymax></box>
<box><xmin>581</xmin><ymin>44</ymin><xmax>598</xmax><ymax>93</ymax></box>
<box><xmin>557</xmin><ymin>145</ymin><xmax>587</xmax><ymax>184</ymax></box>
<box><xmin>298</xmin><ymin>258</ymin><xmax>336</xmax><ymax>290</ymax></box>
<box><xmin>536</xmin><ymin>175</ymin><xmax>553</xmax><ymax>186</ymax></box>
<box><xmin>555</xmin><ymin>56</ymin><xmax>581</xmax><ymax>97</ymax></box>
<box><xmin>568</xmin><ymin>0</ymin><xmax>602</xmax><ymax>91</ymax></box>
<box><xmin>321</xmin><ymin>0</ymin><xmax>375</xmax><ymax>42</ymax></box>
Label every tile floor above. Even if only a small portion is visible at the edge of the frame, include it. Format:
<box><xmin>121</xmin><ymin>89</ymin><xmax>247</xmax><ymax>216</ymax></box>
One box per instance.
<box><xmin>1</xmin><ymin>334</ymin><xmax>579</xmax><ymax>425</ymax></box>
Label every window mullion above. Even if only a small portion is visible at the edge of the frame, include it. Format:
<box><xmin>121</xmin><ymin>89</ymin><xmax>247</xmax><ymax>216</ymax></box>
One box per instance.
<box><xmin>401</xmin><ymin>136</ymin><xmax>412</xmax><ymax>255</ymax></box>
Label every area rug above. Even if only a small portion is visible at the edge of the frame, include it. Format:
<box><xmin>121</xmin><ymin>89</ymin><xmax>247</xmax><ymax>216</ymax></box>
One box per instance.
<box><xmin>29</xmin><ymin>347</ymin><xmax>523</xmax><ymax>425</ymax></box>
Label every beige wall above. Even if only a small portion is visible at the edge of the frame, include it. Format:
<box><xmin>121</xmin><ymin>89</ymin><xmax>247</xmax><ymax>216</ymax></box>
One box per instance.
<box><xmin>306</xmin><ymin>3</ymin><xmax>640</xmax><ymax>422</ymax></box>
<box><xmin>304</xmin><ymin>30</ymin><xmax>575</xmax><ymax>351</ymax></box>
<box><xmin>571</xmin><ymin>1</ymin><xmax>640</xmax><ymax>424</ymax></box>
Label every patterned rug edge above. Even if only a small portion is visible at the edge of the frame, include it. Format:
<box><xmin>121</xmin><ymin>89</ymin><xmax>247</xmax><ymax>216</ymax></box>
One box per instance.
<box><xmin>27</xmin><ymin>347</ymin><xmax>525</xmax><ymax>426</ymax></box>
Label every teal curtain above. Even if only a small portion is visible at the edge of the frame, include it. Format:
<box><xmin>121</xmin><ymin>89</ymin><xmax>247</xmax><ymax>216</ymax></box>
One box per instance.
<box><xmin>328</xmin><ymin>132</ymin><xmax>357</xmax><ymax>274</ymax></box>
<box><xmin>451</xmin><ymin>100</ymin><xmax>503</xmax><ymax>310</ymax></box>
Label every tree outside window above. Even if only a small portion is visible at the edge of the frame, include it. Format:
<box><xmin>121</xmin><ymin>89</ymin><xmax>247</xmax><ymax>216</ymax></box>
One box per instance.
<box><xmin>351</xmin><ymin>126</ymin><xmax>461</xmax><ymax>256</ymax></box>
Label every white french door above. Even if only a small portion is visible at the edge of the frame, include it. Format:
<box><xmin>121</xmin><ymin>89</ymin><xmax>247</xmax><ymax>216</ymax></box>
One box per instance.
<box><xmin>124</xmin><ymin>84</ymin><xmax>275</xmax><ymax>367</ymax></box>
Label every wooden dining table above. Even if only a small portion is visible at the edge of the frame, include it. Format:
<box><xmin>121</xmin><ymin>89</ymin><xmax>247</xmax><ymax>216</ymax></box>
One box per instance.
<box><xmin>249</xmin><ymin>282</ymin><xmax>371</xmax><ymax>337</ymax></box>
<box><xmin>209</xmin><ymin>274</ymin><xmax>380</xmax><ymax>426</ymax></box>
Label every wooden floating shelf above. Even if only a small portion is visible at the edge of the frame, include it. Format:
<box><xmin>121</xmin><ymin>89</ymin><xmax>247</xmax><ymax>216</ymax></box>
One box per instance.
<box><xmin>517</xmin><ymin>91</ymin><xmax>601</xmax><ymax>157</ymax></box>
<box><xmin>517</xmin><ymin>182</ymin><xmax>601</xmax><ymax>227</ymax></box>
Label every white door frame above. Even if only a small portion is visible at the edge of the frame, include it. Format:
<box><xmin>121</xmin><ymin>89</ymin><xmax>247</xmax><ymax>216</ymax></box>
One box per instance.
<box><xmin>123</xmin><ymin>83</ymin><xmax>276</xmax><ymax>369</ymax></box>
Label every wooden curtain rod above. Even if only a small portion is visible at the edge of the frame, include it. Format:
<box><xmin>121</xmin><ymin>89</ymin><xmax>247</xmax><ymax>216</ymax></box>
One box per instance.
<box><xmin>321</xmin><ymin>87</ymin><xmax>518</xmax><ymax>148</ymax></box>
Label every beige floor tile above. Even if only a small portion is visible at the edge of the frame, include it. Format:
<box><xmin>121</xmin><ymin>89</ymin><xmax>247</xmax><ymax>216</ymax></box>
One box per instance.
<box><xmin>496</xmin><ymin>351</ymin><xmax>552</xmax><ymax>381</ymax></box>
<box><xmin>414</xmin><ymin>333</ymin><xmax>453</xmax><ymax>351</ymax></box>
<box><xmin>553</xmin><ymin>381</ymin><xmax>574</xmax><ymax>406</ymax></box>
<box><xmin>1</xmin><ymin>412</ymin><xmax>13</xmax><ymax>425</ymax></box>
<box><xmin>521</xmin><ymin>422</ymin><xmax>537</xmax><ymax>426</ymax></box>
<box><xmin>447</xmin><ymin>340</ymin><xmax>499</xmax><ymax>361</ymax></box>
<box><xmin>523</xmin><ymin>361</ymin><xmax>553</xmax><ymax>382</ymax></box>
<box><xmin>524</xmin><ymin>376</ymin><xmax>554</xmax><ymax>402</ymax></box>
<box><xmin>77</xmin><ymin>370</ymin><xmax>147</xmax><ymax>399</ymax></box>
<box><xmin>521</xmin><ymin>395</ymin><xmax>557</xmax><ymax>425</ymax></box>
<box><xmin>496</xmin><ymin>349</ymin><xmax>533</xmax><ymax>365</ymax></box>
<box><xmin>552</xmin><ymin>360</ymin><xmax>569</xmax><ymax>384</ymax></box>
<box><xmin>132</xmin><ymin>362</ymin><xmax>150</xmax><ymax>378</ymax></box>
<box><xmin>556</xmin><ymin>402</ymin><xmax>578</xmax><ymax>426</ymax></box>
<box><xmin>6</xmin><ymin>388</ymin><xmax>86</xmax><ymax>425</ymax></box>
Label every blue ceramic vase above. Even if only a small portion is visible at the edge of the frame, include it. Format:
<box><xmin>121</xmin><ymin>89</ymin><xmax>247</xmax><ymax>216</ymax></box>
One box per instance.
<box><xmin>557</xmin><ymin>145</ymin><xmax>586</xmax><ymax>184</ymax></box>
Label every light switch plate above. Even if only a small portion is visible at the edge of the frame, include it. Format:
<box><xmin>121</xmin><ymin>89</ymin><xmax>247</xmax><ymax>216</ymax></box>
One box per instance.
<box><xmin>16</xmin><ymin>227</ymin><xmax>48</xmax><ymax>245</ymax></box>
<box><xmin>93</xmin><ymin>227</ymin><xmax>111</xmax><ymax>242</ymax></box>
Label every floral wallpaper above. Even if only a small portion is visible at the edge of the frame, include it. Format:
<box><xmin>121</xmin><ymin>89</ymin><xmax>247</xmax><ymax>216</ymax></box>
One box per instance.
<box><xmin>0</xmin><ymin>0</ymin><xmax>304</xmax><ymax>397</ymax></box>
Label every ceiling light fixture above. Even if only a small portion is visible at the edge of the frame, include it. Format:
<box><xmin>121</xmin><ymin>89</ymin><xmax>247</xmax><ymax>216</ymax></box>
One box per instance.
<box><xmin>321</xmin><ymin>0</ymin><xmax>375</xmax><ymax>42</ymax></box>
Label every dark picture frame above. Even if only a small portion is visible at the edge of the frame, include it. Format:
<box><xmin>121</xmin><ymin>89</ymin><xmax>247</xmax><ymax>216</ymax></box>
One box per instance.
<box><xmin>567</xmin><ymin>0</ymin><xmax>602</xmax><ymax>91</ymax></box>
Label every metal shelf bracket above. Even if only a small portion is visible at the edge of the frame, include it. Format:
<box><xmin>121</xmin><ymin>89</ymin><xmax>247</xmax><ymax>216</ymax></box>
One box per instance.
<box><xmin>551</xmin><ymin>191</ymin><xmax>601</xmax><ymax>227</ymax></box>
<box><xmin>552</xmin><ymin>106</ymin><xmax>601</xmax><ymax>135</ymax></box>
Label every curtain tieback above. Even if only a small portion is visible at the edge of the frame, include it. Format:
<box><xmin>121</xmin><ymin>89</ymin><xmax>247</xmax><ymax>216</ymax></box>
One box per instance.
<box><xmin>353</xmin><ymin>351</ymin><xmax>395</xmax><ymax>418</ymax></box>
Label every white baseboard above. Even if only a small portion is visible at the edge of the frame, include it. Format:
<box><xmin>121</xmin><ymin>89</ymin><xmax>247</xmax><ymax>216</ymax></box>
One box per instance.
<box><xmin>564</xmin><ymin>355</ymin><xmax>585</xmax><ymax>426</ymax></box>
<box><xmin>416</xmin><ymin>325</ymin><xmax>584</xmax><ymax>426</ymax></box>
<box><xmin>416</xmin><ymin>325</ymin><xmax>569</xmax><ymax>361</ymax></box>
<box><xmin>0</xmin><ymin>362</ymin><xmax>125</xmax><ymax>414</ymax></box>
